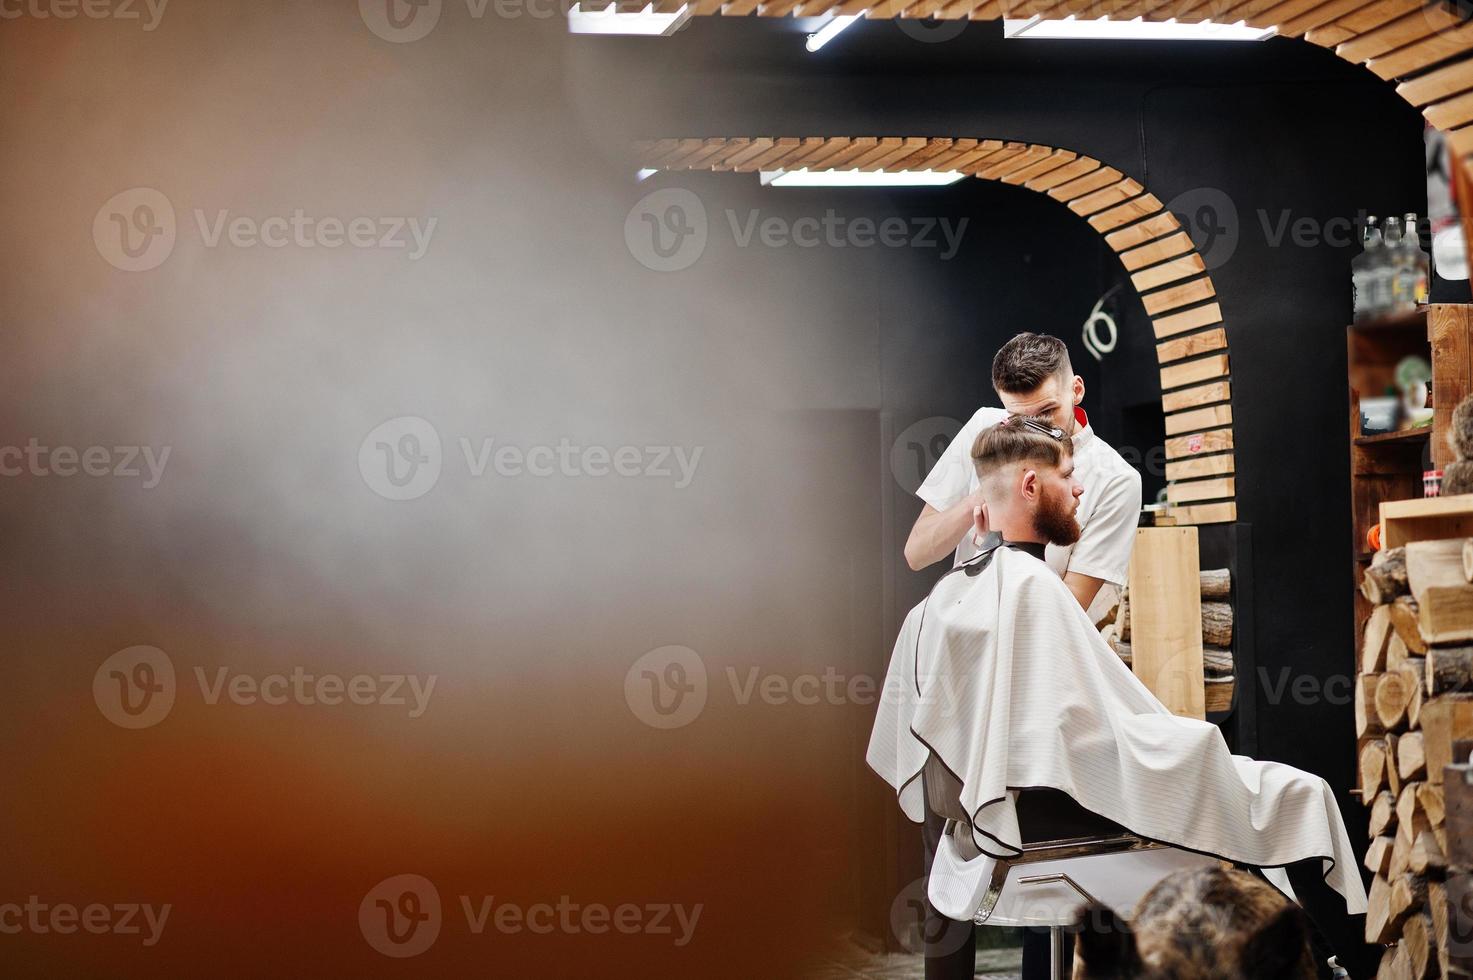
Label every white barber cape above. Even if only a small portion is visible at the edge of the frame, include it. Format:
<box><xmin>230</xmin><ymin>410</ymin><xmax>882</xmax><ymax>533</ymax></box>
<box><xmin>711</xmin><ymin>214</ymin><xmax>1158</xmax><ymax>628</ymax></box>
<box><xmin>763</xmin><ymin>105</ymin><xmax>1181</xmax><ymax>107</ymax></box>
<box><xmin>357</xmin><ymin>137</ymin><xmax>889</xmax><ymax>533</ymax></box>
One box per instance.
<box><xmin>867</xmin><ymin>543</ymin><xmax>1367</xmax><ymax>915</ymax></box>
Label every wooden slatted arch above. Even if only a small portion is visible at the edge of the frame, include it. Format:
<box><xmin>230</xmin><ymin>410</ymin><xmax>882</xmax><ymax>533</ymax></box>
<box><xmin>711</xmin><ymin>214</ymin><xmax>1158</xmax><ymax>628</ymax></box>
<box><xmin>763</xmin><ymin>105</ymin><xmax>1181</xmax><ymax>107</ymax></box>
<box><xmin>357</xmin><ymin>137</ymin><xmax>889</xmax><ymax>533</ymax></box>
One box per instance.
<box><xmin>675</xmin><ymin>0</ymin><xmax>1473</xmax><ymax>192</ymax></box>
<box><xmin>635</xmin><ymin>137</ymin><xmax>1238</xmax><ymax>525</ymax></box>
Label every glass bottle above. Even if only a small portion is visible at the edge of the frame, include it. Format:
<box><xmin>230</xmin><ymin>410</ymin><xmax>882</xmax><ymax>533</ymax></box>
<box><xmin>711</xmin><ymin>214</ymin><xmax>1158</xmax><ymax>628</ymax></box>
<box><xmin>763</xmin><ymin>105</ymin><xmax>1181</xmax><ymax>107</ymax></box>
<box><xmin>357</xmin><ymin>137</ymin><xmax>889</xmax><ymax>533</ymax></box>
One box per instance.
<box><xmin>1352</xmin><ymin>217</ymin><xmax>1383</xmax><ymax>319</ymax></box>
<box><xmin>1404</xmin><ymin>212</ymin><xmax>1430</xmax><ymax>306</ymax></box>
<box><xmin>1384</xmin><ymin>215</ymin><xmax>1409</xmax><ymax>311</ymax></box>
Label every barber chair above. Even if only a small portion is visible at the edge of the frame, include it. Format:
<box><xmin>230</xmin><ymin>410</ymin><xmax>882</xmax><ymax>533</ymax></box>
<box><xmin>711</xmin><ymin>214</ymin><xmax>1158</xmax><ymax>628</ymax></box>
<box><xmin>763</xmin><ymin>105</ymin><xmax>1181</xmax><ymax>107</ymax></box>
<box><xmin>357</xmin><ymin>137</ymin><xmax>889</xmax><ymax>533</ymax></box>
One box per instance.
<box><xmin>925</xmin><ymin>762</ymin><xmax>1218</xmax><ymax>980</ymax></box>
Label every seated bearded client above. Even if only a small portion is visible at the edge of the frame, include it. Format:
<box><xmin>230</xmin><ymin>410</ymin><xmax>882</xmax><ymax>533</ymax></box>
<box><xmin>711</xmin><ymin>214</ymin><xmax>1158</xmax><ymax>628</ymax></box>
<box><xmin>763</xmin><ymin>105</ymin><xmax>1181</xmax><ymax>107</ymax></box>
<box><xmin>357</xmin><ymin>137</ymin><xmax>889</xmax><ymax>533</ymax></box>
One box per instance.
<box><xmin>867</xmin><ymin>415</ymin><xmax>1367</xmax><ymax>916</ymax></box>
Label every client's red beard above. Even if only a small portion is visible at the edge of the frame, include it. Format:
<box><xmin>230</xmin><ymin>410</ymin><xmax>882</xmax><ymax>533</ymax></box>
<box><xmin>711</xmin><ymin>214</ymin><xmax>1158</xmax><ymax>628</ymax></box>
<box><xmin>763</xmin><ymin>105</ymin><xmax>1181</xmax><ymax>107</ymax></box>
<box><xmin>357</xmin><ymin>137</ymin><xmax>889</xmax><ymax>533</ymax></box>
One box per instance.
<box><xmin>1034</xmin><ymin>484</ymin><xmax>1082</xmax><ymax>546</ymax></box>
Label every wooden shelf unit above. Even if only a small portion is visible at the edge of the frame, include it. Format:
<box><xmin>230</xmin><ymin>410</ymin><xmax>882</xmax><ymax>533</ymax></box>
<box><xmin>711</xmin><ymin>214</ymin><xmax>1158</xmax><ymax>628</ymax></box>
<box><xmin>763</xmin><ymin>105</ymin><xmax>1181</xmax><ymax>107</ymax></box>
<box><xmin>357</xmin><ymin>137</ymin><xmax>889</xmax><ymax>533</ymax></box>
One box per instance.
<box><xmin>1354</xmin><ymin>427</ymin><xmax>1431</xmax><ymax>447</ymax></box>
<box><xmin>1349</xmin><ymin>304</ymin><xmax>1473</xmax><ymax>648</ymax></box>
<box><xmin>1381</xmin><ymin>496</ymin><xmax>1473</xmax><ymax>549</ymax></box>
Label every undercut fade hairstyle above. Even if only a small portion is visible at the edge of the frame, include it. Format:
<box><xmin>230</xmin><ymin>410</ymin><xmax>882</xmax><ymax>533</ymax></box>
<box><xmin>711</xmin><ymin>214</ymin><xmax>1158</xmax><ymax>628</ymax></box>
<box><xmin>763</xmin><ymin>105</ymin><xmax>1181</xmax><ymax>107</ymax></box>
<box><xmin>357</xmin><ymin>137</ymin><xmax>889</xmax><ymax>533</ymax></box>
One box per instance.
<box><xmin>971</xmin><ymin>414</ymin><xmax>1071</xmax><ymax>481</ymax></box>
<box><xmin>992</xmin><ymin>333</ymin><xmax>1073</xmax><ymax>394</ymax></box>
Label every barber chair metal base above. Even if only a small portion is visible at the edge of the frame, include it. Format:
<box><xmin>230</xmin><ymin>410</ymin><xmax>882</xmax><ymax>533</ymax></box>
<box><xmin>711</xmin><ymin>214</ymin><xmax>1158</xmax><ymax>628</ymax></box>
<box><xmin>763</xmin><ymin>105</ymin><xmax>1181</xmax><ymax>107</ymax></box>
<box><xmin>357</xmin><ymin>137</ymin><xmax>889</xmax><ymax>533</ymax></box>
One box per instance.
<box><xmin>929</xmin><ymin>821</ymin><xmax>1217</xmax><ymax>980</ymax></box>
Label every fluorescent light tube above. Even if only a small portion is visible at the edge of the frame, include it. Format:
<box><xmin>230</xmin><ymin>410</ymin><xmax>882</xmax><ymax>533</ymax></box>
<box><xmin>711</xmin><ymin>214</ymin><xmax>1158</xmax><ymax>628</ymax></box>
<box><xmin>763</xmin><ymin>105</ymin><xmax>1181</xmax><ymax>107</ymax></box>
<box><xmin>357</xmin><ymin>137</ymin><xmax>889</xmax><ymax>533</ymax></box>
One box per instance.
<box><xmin>1003</xmin><ymin>15</ymin><xmax>1274</xmax><ymax>40</ymax></box>
<box><xmin>759</xmin><ymin>169</ymin><xmax>967</xmax><ymax>187</ymax></box>
<box><xmin>805</xmin><ymin>14</ymin><xmax>859</xmax><ymax>52</ymax></box>
<box><xmin>568</xmin><ymin>3</ymin><xmax>692</xmax><ymax>35</ymax></box>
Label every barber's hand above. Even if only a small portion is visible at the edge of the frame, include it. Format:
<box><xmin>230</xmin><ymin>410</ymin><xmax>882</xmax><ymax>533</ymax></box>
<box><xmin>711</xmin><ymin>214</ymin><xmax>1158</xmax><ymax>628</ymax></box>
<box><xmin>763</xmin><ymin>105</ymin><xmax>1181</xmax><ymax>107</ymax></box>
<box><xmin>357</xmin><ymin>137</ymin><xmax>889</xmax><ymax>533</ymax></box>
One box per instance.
<box><xmin>970</xmin><ymin>493</ymin><xmax>989</xmax><ymax>547</ymax></box>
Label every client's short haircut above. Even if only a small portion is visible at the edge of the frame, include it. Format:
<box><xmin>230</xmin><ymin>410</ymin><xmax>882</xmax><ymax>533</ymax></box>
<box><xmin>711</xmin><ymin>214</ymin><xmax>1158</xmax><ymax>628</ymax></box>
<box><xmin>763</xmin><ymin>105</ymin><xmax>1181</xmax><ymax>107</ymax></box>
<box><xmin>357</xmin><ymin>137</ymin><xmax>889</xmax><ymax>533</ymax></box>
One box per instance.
<box><xmin>992</xmin><ymin>333</ymin><xmax>1072</xmax><ymax>394</ymax></box>
<box><xmin>971</xmin><ymin>414</ymin><xmax>1071</xmax><ymax>481</ymax></box>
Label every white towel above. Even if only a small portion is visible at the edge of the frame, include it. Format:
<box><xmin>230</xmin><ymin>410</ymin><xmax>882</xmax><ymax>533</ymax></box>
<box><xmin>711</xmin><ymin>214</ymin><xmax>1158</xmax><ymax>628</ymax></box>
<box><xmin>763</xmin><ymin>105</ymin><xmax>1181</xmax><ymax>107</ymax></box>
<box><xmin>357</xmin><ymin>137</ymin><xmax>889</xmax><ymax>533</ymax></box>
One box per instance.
<box><xmin>867</xmin><ymin>545</ymin><xmax>1367</xmax><ymax>915</ymax></box>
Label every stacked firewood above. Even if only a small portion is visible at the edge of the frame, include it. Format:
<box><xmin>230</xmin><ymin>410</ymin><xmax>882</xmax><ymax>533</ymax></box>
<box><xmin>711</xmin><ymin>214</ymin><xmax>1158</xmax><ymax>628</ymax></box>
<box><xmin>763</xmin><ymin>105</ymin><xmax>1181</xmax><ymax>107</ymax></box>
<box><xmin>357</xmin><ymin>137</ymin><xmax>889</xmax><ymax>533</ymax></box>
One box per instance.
<box><xmin>1101</xmin><ymin>568</ymin><xmax>1234</xmax><ymax>711</ymax></box>
<box><xmin>1358</xmin><ymin>541</ymin><xmax>1473</xmax><ymax>978</ymax></box>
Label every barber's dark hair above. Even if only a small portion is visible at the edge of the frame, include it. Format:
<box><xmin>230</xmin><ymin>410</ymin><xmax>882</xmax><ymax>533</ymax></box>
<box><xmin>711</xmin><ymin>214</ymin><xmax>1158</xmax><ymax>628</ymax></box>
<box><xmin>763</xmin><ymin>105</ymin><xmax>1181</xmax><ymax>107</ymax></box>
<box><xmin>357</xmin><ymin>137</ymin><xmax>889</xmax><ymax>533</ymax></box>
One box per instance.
<box><xmin>971</xmin><ymin>414</ymin><xmax>1071</xmax><ymax>480</ymax></box>
<box><xmin>992</xmin><ymin>333</ymin><xmax>1073</xmax><ymax>394</ymax></box>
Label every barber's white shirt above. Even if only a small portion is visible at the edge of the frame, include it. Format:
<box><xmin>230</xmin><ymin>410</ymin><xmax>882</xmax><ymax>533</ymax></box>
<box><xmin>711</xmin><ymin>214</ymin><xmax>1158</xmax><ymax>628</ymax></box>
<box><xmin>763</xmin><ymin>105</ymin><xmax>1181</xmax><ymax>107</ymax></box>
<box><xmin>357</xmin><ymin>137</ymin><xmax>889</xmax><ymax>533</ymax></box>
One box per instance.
<box><xmin>916</xmin><ymin>406</ymin><xmax>1142</xmax><ymax>622</ymax></box>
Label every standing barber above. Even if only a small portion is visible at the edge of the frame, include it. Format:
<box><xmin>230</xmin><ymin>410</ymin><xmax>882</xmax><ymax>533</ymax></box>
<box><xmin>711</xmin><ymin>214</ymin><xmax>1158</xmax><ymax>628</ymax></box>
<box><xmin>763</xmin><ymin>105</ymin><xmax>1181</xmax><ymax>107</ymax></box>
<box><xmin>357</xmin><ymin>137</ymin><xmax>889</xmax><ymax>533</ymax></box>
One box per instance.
<box><xmin>904</xmin><ymin>332</ymin><xmax>1142</xmax><ymax>980</ymax></box>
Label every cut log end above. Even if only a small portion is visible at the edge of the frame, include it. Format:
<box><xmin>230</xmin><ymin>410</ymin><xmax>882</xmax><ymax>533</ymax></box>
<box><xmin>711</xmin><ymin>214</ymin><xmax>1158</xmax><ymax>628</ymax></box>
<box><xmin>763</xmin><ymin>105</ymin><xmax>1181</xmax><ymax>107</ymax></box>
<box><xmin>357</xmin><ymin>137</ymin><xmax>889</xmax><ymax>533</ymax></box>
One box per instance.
<box><xmin>1200</xmin><ymin>567</ymin><xmax>1230</xmax><ymax>598</ymax></box>
<box><xmin>1376</xmin><ymin>670</ymin><xmax>1416</xmax><ymax>732</ymax></box>
<box><xmin>1365</xmin><ymin>547</ymin><xmax>1410</xmax><ymax>605</ymax></box>
<box><xmin>1363</xmin><ymin>739</ymin><xmax>1389</xmax><ymax>800</ymax></box>
<box><xmin>1359</xmin><ymin>674</ymin><xmax>1388</xmax><ymax>738</ymax></box>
